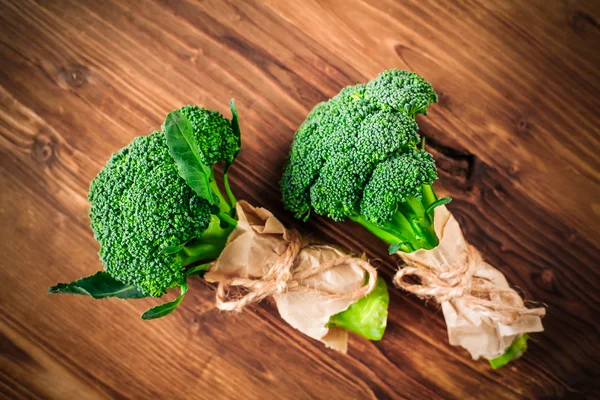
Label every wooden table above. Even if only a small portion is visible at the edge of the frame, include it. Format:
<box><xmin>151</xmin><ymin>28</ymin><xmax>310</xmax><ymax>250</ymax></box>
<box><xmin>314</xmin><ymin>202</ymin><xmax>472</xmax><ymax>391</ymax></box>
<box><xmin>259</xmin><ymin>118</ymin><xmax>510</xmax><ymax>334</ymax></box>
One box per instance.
<box><xmin>1</xmin><ymin>0</ymin><xmax>598</xmax><ymax>398</ymax></box>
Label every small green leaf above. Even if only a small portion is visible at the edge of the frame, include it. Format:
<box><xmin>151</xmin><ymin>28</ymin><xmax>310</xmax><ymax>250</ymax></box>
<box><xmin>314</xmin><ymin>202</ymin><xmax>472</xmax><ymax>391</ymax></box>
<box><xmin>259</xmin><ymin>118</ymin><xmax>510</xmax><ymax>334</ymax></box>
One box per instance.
<box><xmin>489</xmin><ymin>334</ymin><xmax>529</xmax><ymax>369</ymax></box>
<box><xmin>48</xmin><ymin>271</ymin><xmax>148</xmax><ymax>299</ymax></box>
<box><xmin>388</xmin><ymin>242</ymin><xmax>409</xmax><ymax>254</ymax></box>
<box><xmin>185</xmin><ymin>262</ymin><xmax>212</xmax><ymax>277</ymax></box>
<box><xmin>228</xmin><ymin>98</ymin><xmax>242</xmax><ymax>165</ymax></box>
<box><xmin>163</xmin><ymin>111</ymin><xmax>216</xmax><ymax>205</ymax></box>
<box><xmin>141</xmin><ymin>281</ymin><xmax>188</xmax><ymax>320</ymax></box>
<box><xmin>426</xmin><ymin>196</ymin><xmax>452</xmax><ymax>215</ymax></box>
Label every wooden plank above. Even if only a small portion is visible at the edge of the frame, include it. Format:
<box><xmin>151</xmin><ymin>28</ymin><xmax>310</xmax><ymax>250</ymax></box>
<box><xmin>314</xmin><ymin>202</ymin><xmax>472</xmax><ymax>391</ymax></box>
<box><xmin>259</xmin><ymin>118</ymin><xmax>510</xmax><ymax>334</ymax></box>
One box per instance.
<box><xmin>1</xmin><ymin>0</ymin><xmax>599</xmax><ymax>398</ymax></box>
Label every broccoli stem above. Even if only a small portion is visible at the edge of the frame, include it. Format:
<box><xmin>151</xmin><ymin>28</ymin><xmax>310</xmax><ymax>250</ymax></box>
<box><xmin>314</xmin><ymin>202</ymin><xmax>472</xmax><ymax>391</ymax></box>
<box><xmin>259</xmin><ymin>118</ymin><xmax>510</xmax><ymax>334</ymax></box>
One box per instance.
<box><xmin>209</xmin><ymin>167</ymin><xmax>240</xmax><ymax>229</ymax></box>
<box><xmin>349</xmin><ymin>214</ymin><xmax>409</xmax><ymax>250</ymax></box>
<box><xmin>328</xmin><ymin>276</ymin><xmax>389</xmax><ymax>340</ymax></box>
<box><xmin>217</xmin><ymin>211</ymin><xmax>238</xmax><ymax>227</ymax></box>
<box><xmin>223</xmin><ymin>172</ymin><xmax>237</xmax><ymax>207</ymax></box>
<box><xmin>176</xmin><ymin>215</ymin><xmax>235</xmax><ymax>267</ymax></box>
<box><xmin>350</xmin><ymin>185</ymin><xmax>440</xmax><ymax>252</ymax></box>
<box><xmin>210</xmin><ymin>173</ymin><xmax>232</xmax><ymax>214</ymax></box>
<box><xmin>179</xmin><ymin>243</ymin><xmax>225</xmax><ymax>266</ymax></box>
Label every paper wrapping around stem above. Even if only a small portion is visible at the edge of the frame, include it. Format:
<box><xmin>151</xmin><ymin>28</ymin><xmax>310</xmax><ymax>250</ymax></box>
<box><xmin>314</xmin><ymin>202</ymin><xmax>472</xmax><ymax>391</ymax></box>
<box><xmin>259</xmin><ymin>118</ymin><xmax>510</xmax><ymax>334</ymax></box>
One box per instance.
<box><xmin>205</xmin><ymin>201</ymin><xmax>367</xmax><ymax>353</ymax></box>
<box><xmin>398</xmin><ymin>205</ymin><xmax>544</xmax><ymax>360</ymax></box>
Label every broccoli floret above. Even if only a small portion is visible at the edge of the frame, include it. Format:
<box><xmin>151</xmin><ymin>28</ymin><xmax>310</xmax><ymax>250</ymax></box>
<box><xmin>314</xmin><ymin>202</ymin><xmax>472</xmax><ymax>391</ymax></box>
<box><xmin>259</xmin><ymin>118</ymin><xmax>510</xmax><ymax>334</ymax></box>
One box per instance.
<box><xmin>364</xmin><ymin>69</ymin><xmax>438</xmax><ymax>117</ymax></box>
<box><xmin>282</xmin><ymin>69</ymin><xmax>446</xmax><ymax>252</ymax></box>
<box><xmin>361</xmin><ymin>149</ymin><xmax>438</xmax><ymax>224</ymax></box>
<box><xmin>179</xmin><ymin>105</ymin><xmax>239</xmax><ymax>166</ymax></box>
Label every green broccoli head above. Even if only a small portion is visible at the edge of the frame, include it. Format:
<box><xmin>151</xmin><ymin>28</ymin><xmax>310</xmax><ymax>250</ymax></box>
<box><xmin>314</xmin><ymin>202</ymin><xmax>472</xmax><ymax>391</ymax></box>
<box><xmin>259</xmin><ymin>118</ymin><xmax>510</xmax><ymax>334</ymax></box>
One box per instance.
<box><xmin>281</xmin><ymin>69</ymin><xmax>445</xmax><ymax>252</ymax></box>
<box><xmin>88</xmin><ymin>106</ymin><xmax>239</xmax><ymax>298</ymax></box>
<box><xmin>88</xmin><ymin>131</ymin><xmax>212</xmax><ymax>297</ymax></box>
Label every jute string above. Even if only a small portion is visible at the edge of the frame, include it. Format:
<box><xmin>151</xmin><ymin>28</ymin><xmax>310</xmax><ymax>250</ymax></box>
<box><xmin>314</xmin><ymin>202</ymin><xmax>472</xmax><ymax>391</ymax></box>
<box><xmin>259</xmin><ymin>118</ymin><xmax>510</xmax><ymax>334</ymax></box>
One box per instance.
<box><xmin>394</xmin><ymin>245</ymin><xmax>545</xmax><ymax>325</ymax></box>
<box><xmin>209</xmin><ymin>230</ymin><xmax>378</xmax><ymax>312</ymax></box>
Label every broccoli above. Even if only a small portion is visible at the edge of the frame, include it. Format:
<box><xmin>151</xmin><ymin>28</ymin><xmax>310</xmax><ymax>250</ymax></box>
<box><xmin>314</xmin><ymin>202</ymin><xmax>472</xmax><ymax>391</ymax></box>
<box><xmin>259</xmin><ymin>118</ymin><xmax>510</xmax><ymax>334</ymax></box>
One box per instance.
<box><xmin>282</xmin><ymin>69</ymin><xmax>535</xmax><ymax>366</ymax></box>
<box><xmin>88</xmin><ymin>123</ymin><xmax>235</xmax><ymax>298</ymax></box>
<box><xmin>89</xmin><ymin>105</ymin><xmax>240</xmax><ymax>298</ymax></box>
<box><xmin>49</xmin><ymin>104</ymin><xmax>239</xmax><ymax>317</ymax></box>
<box><xmin>281</xmin><ymin>69</ymin><xmax>447</xmax><ymax>253</ymax></box>
<box><xmin>49</xmin><ymin>101</ymin><xmax>389</xmax><ymax>342</ymax></box>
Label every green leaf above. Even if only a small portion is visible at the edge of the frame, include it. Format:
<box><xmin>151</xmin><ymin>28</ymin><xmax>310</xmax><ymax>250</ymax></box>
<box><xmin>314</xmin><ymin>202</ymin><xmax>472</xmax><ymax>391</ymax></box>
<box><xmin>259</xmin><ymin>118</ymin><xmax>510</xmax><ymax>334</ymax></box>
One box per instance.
<box><xmin>426</xmin><ymin>196</ymin><xmax>452</xmax><ymax>215</ymax></box>
<box><xmin>48</xmin><ymin>271</ymin><xmax>148</xmax><ymax>299</ymax></box>
<box><xmin>185</xmin><ymin>262</ymin><xmax>212</xmax><ymax>277</ymax></box>
<box><xmin>328</xmin><ymin>277</ymin><xmax>389</xmax><ymax>340</ymax></box>
<box><xmin>163</xmin><ymin>111</ymin><xmax>216</xmax><ymax>205</ymax></box>
<box><xmin>388</xmin><ymin>242</ymin><xmax>409</xmax><ymax>254</ymax></box>
<box><xmin>141</xmin><ymin>281</ymin><xmax>188</xmax><ymax>320</ymax></box>
<box><xmin>489</xmin><ymin>334</ymin><xmax>529</xmax><ymax>369</ymax></box>
<box><xmin>228</xmin><ymin>98</ymin><xmax>242</xmax><ymax>166</ymax></box>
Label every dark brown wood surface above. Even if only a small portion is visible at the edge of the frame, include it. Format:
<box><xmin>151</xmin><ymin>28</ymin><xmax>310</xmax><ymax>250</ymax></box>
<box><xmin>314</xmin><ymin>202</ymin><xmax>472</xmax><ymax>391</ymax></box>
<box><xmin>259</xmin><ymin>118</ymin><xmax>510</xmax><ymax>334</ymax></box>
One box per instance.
<box><xmin>1</xmin><ymin>0</ymin><xmax>599</xmax><ymax>398</ymax></box>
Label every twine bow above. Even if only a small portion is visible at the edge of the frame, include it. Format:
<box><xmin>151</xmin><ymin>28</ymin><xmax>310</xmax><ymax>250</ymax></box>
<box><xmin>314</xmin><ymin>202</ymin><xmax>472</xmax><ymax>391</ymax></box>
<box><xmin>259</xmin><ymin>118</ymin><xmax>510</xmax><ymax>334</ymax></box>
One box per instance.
<box><xmin>394</xmin><ymin>245</ymin><xmax>545</xmax><ymax>325</ymax></box>
<box><xmin>208</xmin><ymin>230</ymin><xmax>378</xmax><ymax>312</ymax></box>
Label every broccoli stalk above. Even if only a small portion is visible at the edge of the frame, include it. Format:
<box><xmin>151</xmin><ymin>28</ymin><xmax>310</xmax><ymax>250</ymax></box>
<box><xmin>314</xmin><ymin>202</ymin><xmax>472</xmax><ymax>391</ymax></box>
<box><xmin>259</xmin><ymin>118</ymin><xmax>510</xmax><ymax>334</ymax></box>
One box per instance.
<box><xmin>350</xmin><ymin>192</ymin><xmax>439</xmax><ymax>253</ymax></box>
<box><xmin>172</xmin><ymin>216</ymin><xmax>234</xmax><ymax>267</ymax></box>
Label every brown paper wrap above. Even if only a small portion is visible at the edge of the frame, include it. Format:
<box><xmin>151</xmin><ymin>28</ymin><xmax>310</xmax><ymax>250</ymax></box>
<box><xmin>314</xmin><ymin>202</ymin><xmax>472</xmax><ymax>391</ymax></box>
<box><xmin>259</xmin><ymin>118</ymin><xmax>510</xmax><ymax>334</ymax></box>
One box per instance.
<box><xmin>204</xmin><ymin>201</ymin><xmax>377</xmax><ymax>353</ymax></box>
<box><xmin>395</xmin><ymin>205</ymin><xmax>545</xmax><ymax>360</ymax></box>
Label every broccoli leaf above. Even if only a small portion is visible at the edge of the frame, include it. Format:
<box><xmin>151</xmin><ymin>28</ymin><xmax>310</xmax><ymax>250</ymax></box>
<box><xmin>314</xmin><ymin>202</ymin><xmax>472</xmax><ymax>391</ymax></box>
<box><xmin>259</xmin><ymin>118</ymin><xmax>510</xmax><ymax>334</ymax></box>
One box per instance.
<box><xmin>163</xmin><ymin>111</ymin><xmax>216</xmax><ymax>205</ymax></box>
<box><xmin>48</xmin><ymin>271</ymin><xmax>148</xmax><ymax>299</ymax></box>
<box><xmin>141</xmin><ymin>281</ymin><xmax>188</xmax><ymax>320</ymax></box>
<box><xmin>185</xmin><ymin>262</ymin><xmax>212</xmax><ymax>277</ymax></box>
<box><xmin>228</xmin><ymin>99</ymin><xmax>242</xmax><ymax>166</ymax></box>
<box><xmin>425</xmin><ymin>196</ymin><xmax>452</xmax><ymax>216</ymax></box>
<box><xmin>388</xmin><ymin>242</ymin><xmax>410</xmax><ymax>254</ymax></box>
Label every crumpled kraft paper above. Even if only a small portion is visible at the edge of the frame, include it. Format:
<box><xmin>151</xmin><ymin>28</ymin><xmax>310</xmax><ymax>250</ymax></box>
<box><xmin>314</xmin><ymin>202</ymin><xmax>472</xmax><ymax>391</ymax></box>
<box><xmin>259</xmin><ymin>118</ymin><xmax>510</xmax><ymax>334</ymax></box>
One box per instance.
<box><xmin>205</xmin><ymin>201</ymin><xmax>371</xmax><ymax>353</ymax></box>
<box><xmin>398</xmin><ymin>205</ymin><xmax>544</xmax><ymax>360</ymax></box>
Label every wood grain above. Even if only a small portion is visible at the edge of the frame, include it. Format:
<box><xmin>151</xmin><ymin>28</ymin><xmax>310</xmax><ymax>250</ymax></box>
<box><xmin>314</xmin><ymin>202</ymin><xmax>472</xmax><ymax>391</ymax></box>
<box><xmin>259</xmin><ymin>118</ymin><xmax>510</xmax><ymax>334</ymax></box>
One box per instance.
<box><xmin>1</xmin><ymin>0</ymin><xmax>599</xmax><ymax>398</ymax></box>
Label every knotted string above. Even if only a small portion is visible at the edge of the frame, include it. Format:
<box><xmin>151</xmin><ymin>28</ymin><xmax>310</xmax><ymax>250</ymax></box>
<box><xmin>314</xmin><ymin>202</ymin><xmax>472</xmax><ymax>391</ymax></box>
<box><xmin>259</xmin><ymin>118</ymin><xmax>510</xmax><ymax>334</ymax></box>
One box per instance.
<box><xmin>394</xmin><ymin>245</ymin><xmax>545</xmax><ymax>325</ymax></box>
<box><xmin>208</xmin><ymin>230</ymin><xmax>378</xmax><ymax>312</ymax></box>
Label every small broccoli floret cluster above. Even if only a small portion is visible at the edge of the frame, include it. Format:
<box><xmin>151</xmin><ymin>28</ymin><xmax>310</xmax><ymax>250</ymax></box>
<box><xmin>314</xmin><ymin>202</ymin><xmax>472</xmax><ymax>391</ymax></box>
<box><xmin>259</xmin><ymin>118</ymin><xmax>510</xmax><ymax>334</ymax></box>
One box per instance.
<box><xmin>281</xmin><ymin>69</ymin><xmax>443</xmax><ymax>251</ymax></box>
<box><xmin>89</xmin><ymin>132</ymin><xmax>213</xmax><ymax>297</ymax></box>
<box><xmin>364</xmin><ymin>69</ymin><xmax>438</xmax><ymax>117</ymax></box>
<box><xmin>179</xmin><ymin>105</ymin><xmax>239</xmax><ymax>166</ymax></box>
<box><xmin>361</xmin><ymin>149</ymin><xmax>437</xmax><ymax>225</ymax></box>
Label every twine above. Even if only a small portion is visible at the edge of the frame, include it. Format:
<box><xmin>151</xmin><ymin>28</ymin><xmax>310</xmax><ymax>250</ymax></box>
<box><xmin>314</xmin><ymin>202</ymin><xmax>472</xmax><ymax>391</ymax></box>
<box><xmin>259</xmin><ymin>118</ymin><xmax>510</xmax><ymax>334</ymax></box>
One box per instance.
<box><xmin>394</xmin><ymin>245</ymin><xmax>545</xmax><ymax>325</ymax></box>
<box><xmin>209</xmin><ymin>230</ymin><xmax>378</xmax><ymax>312</ymax></box>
